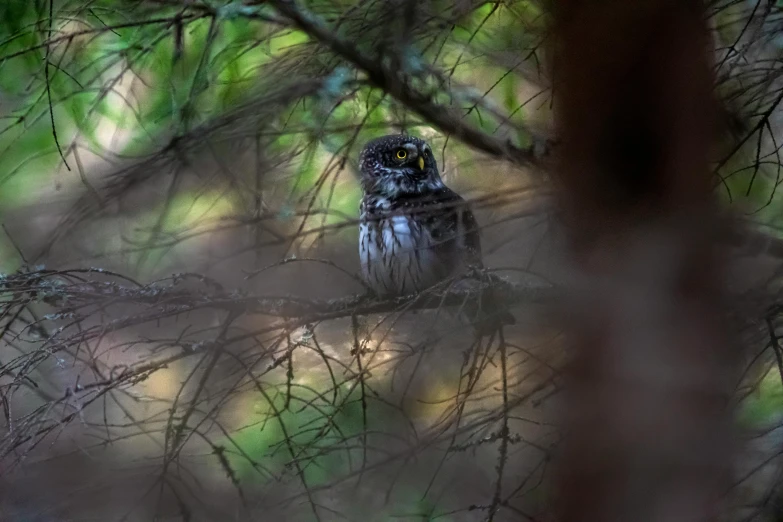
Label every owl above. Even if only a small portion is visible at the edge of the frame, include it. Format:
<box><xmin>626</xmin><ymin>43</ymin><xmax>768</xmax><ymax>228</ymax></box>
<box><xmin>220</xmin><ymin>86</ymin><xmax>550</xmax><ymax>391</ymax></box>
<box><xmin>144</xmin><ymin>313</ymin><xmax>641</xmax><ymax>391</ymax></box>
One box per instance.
<box><xmin>358</xmin><ymin>134</ymin><xmax>513</xmax><ymax>329</ymax></box>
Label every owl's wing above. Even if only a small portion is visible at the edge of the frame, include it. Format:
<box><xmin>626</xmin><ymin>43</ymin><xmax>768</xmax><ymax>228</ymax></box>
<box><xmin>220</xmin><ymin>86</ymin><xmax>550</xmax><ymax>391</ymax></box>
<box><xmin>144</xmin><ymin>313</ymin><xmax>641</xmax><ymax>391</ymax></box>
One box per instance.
<box><xmin>439</xmin><ymin>191</ymin><xmax>516</xmax><ymax>330</ymax></box>
<box><xmin>426</xmin><ymin>188</ymin><xmax>483</xmax><ymax>269</ymax></box>
<box><xmin>458</xmin><ymin>204</ymin><xmax>483</xmax><ymax>268</ymax></box>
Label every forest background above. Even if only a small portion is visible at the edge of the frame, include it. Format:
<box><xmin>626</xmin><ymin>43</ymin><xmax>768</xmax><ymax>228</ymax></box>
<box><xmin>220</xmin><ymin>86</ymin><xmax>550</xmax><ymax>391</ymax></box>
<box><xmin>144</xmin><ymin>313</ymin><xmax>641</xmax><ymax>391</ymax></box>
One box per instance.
<box><xmin>1</xmin><ymin>1</ymin><xmax>782</xmax><ymax>521</ymax></box>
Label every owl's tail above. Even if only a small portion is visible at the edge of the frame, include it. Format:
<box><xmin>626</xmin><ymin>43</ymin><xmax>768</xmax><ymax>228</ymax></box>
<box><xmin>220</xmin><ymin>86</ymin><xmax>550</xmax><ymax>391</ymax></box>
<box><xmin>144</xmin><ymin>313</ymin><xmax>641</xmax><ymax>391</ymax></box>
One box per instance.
<box><xmin>459</xmin><ymin>273</ymin><xmax>516</xmax><ymax>336</ymax></box>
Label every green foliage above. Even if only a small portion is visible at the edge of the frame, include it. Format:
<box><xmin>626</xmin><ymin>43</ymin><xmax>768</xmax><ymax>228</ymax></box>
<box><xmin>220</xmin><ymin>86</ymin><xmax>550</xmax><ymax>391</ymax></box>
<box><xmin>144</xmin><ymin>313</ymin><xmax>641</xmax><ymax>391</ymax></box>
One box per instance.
<box><xmin>225</xmin><ymin>383</ymin><xmax>368</xmax><ymax>486</ymax></box>
<box><xmin>0</xmin><ymin>0</ymin><xmax>548</xmax><ymax>224</ymax></box>
<box><xmin>740</xmin><ymin>367</ymin><xmax>783</xmax><ymax>428</ymax></box>
<box><xmin>224</xmin><ymin>380</ymin><xmax>456</xmax><ymax>521</ymax></box>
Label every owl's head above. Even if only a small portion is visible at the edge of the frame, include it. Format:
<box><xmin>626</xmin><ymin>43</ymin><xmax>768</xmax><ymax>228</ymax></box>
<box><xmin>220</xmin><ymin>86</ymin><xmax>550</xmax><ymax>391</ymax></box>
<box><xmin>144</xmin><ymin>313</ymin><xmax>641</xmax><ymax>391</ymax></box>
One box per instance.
<box><xmin>358</xmin><ymin>134</ymin><xmax>442</xmax><ymax>198</ymax></box>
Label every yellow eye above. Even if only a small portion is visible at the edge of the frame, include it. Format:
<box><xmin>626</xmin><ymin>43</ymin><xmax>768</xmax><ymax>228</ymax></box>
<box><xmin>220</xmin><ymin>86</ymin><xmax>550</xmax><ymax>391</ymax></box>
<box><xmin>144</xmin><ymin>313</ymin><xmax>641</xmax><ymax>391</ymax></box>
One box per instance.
<box><xmin>395</xmin><ymin>149</ymin><xmax>407</xmax><ymax>160</ymax></box>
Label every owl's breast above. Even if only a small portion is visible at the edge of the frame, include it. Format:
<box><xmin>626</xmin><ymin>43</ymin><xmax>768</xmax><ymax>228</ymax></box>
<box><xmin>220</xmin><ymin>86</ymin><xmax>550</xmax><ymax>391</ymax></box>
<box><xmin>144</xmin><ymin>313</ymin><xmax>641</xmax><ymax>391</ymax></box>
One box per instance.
<box><xmin>359</xmin><ymin>211</ymin><xmax>459</xmax><ymax>296</ymax></box>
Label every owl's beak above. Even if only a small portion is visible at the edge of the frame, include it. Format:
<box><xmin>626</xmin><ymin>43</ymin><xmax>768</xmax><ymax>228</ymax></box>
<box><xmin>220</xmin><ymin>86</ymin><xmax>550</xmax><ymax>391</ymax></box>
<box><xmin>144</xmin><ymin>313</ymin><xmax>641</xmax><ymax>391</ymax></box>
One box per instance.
<box><xmin>418</xmin><ymin>156</ymin><xmax>425</xmax><ymax>170</ymax></box>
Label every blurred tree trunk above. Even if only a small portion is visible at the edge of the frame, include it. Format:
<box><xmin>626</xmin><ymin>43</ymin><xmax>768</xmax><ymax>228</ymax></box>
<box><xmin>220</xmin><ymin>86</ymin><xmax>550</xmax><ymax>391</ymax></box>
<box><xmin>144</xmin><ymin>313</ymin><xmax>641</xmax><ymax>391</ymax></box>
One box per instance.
<box><xmin>552</xmin><ymin>1</ymin><xmax>738</xmax><ymax>521</ymax></box>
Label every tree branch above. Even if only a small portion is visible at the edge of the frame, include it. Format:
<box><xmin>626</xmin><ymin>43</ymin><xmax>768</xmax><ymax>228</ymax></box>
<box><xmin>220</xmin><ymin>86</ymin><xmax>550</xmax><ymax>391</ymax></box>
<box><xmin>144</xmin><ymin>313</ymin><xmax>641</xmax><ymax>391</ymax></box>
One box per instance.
<box><xmin>7</xmin><ymin>269</ymin><xmax>555</xmax><ymax>323</ymax></box>
<box><xmin>269</xmin><ymin>0</ymin><xmax>553</xmax><ymax>167</ymax></box>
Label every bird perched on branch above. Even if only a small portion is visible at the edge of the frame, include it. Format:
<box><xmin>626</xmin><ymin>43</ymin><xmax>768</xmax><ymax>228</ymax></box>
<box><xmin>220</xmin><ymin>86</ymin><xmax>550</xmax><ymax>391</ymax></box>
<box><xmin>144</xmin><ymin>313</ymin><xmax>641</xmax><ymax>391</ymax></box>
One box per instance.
<box><xmin>358</xmin><ymin>134</ymin><xmax>514</xmax><ymax>332</ymax></box>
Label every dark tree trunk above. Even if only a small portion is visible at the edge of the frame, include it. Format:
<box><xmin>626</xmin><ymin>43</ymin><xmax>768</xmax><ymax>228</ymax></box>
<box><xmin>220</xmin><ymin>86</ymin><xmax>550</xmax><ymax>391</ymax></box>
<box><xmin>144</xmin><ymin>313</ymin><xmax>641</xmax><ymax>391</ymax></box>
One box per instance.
<box><xmin>552</xmin><ymin>1</ymin><xmax>738</xmax><ymax>521</ymax></box>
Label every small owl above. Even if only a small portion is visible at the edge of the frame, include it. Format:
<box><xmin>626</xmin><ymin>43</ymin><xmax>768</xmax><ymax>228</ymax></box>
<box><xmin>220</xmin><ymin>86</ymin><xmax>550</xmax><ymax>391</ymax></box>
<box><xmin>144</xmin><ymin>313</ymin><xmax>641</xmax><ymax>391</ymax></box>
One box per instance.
<box><xmin>358</xmin><ymin>134</ymin><xmax>513</xmax><ymax>329</ymax></box>
<box><xmin>358</xmin><ymin>134</ymin><xmax>480</xmax><ymax>296</ymax></box>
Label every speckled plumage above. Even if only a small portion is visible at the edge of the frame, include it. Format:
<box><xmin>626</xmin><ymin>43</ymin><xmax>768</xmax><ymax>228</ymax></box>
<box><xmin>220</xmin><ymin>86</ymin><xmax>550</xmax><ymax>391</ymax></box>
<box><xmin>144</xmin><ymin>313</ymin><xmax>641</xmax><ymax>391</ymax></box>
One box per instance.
<box><xmin>358</xmin><ymin>134</ymin><xmax>482</xmax><ymax>297</ymax></box>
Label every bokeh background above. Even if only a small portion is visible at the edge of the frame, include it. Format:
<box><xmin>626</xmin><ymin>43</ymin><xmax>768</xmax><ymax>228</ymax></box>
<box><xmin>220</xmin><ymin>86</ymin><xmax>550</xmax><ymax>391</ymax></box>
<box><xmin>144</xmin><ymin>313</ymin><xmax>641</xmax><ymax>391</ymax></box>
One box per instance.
<box><xmin>1</xmin><ymin>1</ymin><xmax>783</xmax><ymax>521</ymax></box>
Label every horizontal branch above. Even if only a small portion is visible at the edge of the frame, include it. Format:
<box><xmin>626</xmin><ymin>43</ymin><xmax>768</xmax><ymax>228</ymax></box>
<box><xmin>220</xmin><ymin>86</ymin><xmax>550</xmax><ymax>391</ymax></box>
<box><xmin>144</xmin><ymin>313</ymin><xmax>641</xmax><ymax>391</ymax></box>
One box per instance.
<box><xmin>247</xmin><ymin>278</ymin><xmax>556</xmax><ymax>319</ymax></box>
<box><xmin>11</xmin><ymin>270</ymin><xmax>556</xmax><ymax>324</ymax></box>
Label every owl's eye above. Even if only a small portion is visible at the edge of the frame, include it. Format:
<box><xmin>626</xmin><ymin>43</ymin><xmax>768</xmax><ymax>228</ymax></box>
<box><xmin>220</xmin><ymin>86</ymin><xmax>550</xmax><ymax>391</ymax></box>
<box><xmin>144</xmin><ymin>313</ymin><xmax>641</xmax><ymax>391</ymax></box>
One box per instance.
<box><xmin>395</xmin><ymin>149</ymin><xmax>407</xmax><ymax>160</ymax></box>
